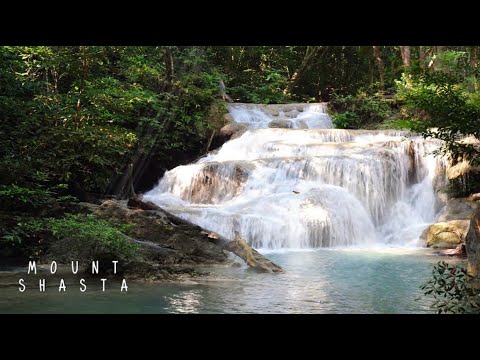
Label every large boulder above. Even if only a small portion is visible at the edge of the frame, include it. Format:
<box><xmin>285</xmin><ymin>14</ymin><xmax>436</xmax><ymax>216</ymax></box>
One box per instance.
<box><xmin>422</xmin><ymin>199</ymin><xmax>478</xmax><ymax>249</ymax></box>
<box><xmin>73</xmin><ymin>200</ymin><xmax>230</xmax><ymax>267</ymax></box>
<box><xmin>421</xmin><ymin>220</ymin><xmax>471</xmax><ymax>248</ymax></box>
<box><xmin>70</xmin><ymin>199</ymin><xmax>282</xmax><ymax>279</ymax></box>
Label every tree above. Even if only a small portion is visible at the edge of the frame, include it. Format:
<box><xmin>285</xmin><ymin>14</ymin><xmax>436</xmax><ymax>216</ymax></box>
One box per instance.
<box><xmin>400</xmin><ymin>46</ymin><xmax>411</xmax><ymax>68</ymax></box>
<box><xmin>287</xmin><ymin>46</ymin><xmax>322</xmax><ymax>93</ymax></box>
<box><xmin>373</xmin><ymin>46</ymin><xmax>385</xmax><ymax>91</ymax></box>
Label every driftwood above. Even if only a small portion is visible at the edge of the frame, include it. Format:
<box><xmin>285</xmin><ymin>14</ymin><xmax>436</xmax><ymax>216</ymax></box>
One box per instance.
<box><xmin>219</xmin><ymin>80</ymin><xmax>234</xmax><ymax>103</ymax></box>
<box><xmin>127</xmin><ymin>196</ymin><xmax>283</xmax><ymax>273</ymax></box>
<box><xmin>205</xmin><ymin>231</ymin><xmax>283</xmax><ymax>273</ymax></box>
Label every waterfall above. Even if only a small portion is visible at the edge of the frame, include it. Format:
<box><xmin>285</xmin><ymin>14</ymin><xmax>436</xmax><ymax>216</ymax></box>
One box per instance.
<box><xmin>145</xmin><ymin>103</ymin><xmax>447</xmax><ymax>249</ymax></box>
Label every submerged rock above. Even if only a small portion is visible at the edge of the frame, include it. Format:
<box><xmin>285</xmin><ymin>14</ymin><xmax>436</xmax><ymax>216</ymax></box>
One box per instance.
<box><xmin>268</xmin><ymin>119</ymin><xmax>293</xmax><ymax>128</ymax></box>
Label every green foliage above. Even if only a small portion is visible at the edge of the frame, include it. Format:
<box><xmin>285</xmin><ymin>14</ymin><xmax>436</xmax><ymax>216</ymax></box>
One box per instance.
<box><xmin>0</xmin><ymin>46</ymin><xmax>224</xmax><ymax>197</ymax></box>
<box><xmin>0</xmin><ymin>184</ymin><xmax>54</xmax><ymax>210</ymax></box>
<box><xmin>0</xmin><ymin>183</ymin><xmax>76</xmax><ymax>212</ymax></box>
<box><xmin>0</xmin><ymin>216</ymin><xmax>48</xmax><ymax>258</ymax></box>
<box><xmin>377</xmin><ymin>117</ymin><xmax>417</xmax><ymax>130</ymax></box>
<box><xmin>397</xmin><ymin>53</ymin><xmax>480</xmax><ymax>166</ymax></box>
<box><xmin>0</xmin><ymin>212</ymin><xmax>137</xmax><ymax>261</ymax></box>
<box><xmin>47</xmin><ymin>214</ymin><xmax>138</xmax><ymax>263</ymax></box>
<box><xmin>420</xmin><ymin>261</ymin><xmax>480</xmax><ymax>314</ymax></box>
<box><xmin>229</xmin><ymin>68</ymin><xmax>289</xmax><ymax>104</ymax></box>
<box><xmin>329</xmin><ymin>92</ymin><xmax>392</xmax><ymax>129</ymax></box>
<box><xmin>332</xmin><ymin>112</ymin><xmax>360</xmax><ymax>129</ymax></box>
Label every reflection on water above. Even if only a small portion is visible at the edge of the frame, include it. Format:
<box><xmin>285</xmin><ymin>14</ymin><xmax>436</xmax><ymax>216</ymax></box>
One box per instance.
<box><xmin>168</xmin><ymin>290</ymin><xmax>203</xmax><ymax>314</ymax></box>
<box><xmin>0</xmin><ymin>249</ymin><xmax>458</xmax><ymax>314</ymax></box>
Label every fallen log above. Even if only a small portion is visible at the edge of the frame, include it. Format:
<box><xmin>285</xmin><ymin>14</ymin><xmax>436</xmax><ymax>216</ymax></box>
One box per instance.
<box><xmin>127</xmin><ymin>196</ymin><xmax>283</xmax><ymax>273</ymax></box>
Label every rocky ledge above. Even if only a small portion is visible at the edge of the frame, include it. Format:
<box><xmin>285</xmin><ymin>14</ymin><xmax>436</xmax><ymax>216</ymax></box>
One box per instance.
<box><xmin>420</xmin><ymin>198</ymin><xmax>480</xmax><ymax>271</ymax></box>
<box><xmin>72</xmin><ymin>198</ymin><xmax>282</xmax><ymax>281</ymax></box>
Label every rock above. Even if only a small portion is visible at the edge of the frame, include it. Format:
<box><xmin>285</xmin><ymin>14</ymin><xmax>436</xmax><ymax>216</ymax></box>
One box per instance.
<box><xmin>223</xmin><ymin>113</ymin><xmax>234</xmax><ymax>123</ymax></box>
<box><xmin>218</xmin><ymin>231</ymin><xmax>283</xmax><ymax>273</ymax></box>
<box><xmin>470</xmin><ymin>193</ymin><xmax>480</xmax><ymax>201</ymax></box>
<box><xmin>437</xmin><ymin>244</ymin><xmax>466</xmax><ymax>257</ymax></box>
<box><xmin>421</xmin><ymin>220</ymin><xmax>471</xmax><ymax>248</ymax></box>
<box><xmin>466</xmin><ymin>206</ymin><xmax>480</xmax><ymax>278</ymax></box>
<box><xmin>219</xmin><ymin>122</ymin><xmax>246</xmax><ymax>139</ymax></box>
<box><xmin>447</xmin><ymin>159</ymin><xmax>480</xmax><ymax>181</ymax></box>
<box><xmin>74</xmin><ymin>199</ymin><xmax>282</xmax><ymax>276</ymax></box>
<box><xmin>268</xmin><ymin>120</ymin><xmax>293</xmax><ymax>128</ymax></box>
<box><xmin>127</xmin><ymin>197</ymin><xmax>159</xmax><ymax>210</ymax></box>
<box><xmin>285</xmin><ymin>110</ymin><xmax>299</xmax><ymax>118</ymax></box>
<box><xmin>437</xmin><ymin>198</ymin><xmax>478</xmax><ymax>222</ymax></box>
<box><xmin>77</xmin><ymin>200</ymin><xmax>230</xmax><ymax>265</ymax></box>
<box><xmin>123</xmin><ymin>261</ymin><xmax>206</xmax><ymax>282</ymax></box>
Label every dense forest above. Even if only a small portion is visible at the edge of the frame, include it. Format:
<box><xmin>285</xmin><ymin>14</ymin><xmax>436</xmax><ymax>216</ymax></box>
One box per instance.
<box><xmin>1</xmin><ymin>46</ymin><xmax>479</xmax><ymax>262</ymax></box>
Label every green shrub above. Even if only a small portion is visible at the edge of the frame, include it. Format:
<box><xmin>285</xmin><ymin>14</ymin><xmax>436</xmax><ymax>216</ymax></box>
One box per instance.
<box><xmin>0</xmin><ymin>183</ymin><xmax>77</xmax><ymax>213</ymax></box>
<box><xmin>0</xmin><ymin>216</ymin><xmax>47</xmax><ymax>258</ymax></box>
<box><xmin>420</xmin><ymin>261</ymin><xmax>480</xmax><ymax>314</ymax></box>
<box><xmin>377</xmin><ymin>118</ymin><xmax>417</xmax><ymax>130</ymax></box>
<box><xmin>329</xmin><ymin>92</ymin><xmax>392</xmax><ymax>129</ymax></box>
<box><xmin>47</xmin><ymin>214</ymin><xmax>138</xmax><ymax>263</ymax></box>
<box><xmin>332</xmin><ymin>111</ymin><xmax>360</xmax><ymax>129</ymax></box>
<box><xmin>0</xmin><ymin>184</ymin><xmax>54</xmax><ymax>211</ymax></box>
<box><xmin>396</xmin><ymin>58</ymin><xmax>480</xmax><ymax>166</ymax></box>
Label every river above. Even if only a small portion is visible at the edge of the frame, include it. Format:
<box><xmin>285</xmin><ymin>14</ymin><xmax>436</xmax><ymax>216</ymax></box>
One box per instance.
<box><xmin>0</xmin><ymin>249</ymin><xmax>454</xmax><ymax>313</ymax></box>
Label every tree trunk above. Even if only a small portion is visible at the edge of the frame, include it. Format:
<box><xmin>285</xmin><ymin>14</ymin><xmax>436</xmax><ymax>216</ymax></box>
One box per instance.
<box><xmin>287</xmin><ymin>46</ymin><xmax>322</xmax><ymax>93</ymax></box>
<box><xmin>115</xmin><ymin>163</ymin><xmax>136</xmax><ymax>200</ymax></box>
<box><xmin>470</xmin><ymin>47</ymin><xmax>478</xmax><ymax>92</ymax></box>
<box><xmin>369</xmin><ymin>53</ymin><xmax>374</xmax><ymax>85</ymax></box>
<box><xmin>400</xmin><ymin>46</ymin><xmax>411</xmax><ymax>68</ymax></box>
<box><xmin>419</xmin><ymin>46</ymin><xmax>426</xmax><ymax>68</ymax></box>
<box><xmin>161</xmin><ymin>47</ymin><xmax>174</xmax><ymax>91</ymax></box>
<box><xmin>430</xmin><ymin>46</ymin><xmax>447</xmax><ymax>70</ymax></box>
<box><xmin>373</xmin><ymin>46</ymin><xmax>384</xmax><ymax>92</ymax></box>
<box><xmin>219</xmin><ymin>79</ymin><xmax>233</xmax><ymax>103</ymax></box>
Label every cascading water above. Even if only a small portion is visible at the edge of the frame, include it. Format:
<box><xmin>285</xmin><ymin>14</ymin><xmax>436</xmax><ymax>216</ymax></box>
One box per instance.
<box><xmin>145</xmin><ymin>103</ymin><xmax>447</xmax><ymax>249</ymax></box>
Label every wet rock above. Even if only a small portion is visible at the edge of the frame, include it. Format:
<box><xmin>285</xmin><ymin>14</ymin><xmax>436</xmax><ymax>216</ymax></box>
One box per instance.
<box><xmin>285</xmin><ymin>109</ymin><xmax>299</xmax><ymax>118</ymax></box>
<box><xmin>123</xmin><ymin>261</ymin><xmax>207</xmax><ymax>282</ymax></box>
<box><xmin>268</xmin><ymin>120</ymin><xmax>293</xmax><ymax>128</ymax></box>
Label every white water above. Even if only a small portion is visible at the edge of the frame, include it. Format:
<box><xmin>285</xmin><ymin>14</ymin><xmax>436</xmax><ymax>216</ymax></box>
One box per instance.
<box><xmin>145</xmin><ymin>103</ymin><xmax>447</xmax><ymax>249</ymax></box>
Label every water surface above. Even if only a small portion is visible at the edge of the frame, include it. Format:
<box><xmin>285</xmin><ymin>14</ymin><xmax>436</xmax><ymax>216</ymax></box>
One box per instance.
<box><xmin>0</xmin><ymin>249</ymin><xmax>454</xmax><ymax>314</ymax></box>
